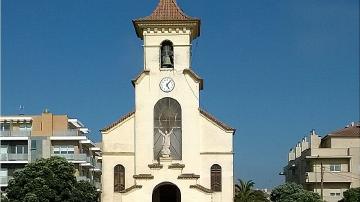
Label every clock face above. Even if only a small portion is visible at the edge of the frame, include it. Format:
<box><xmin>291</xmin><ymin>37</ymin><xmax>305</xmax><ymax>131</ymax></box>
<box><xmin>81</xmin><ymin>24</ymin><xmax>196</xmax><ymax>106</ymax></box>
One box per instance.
<box><xmin>159</xmin><ymin>77</ymin><xmax>175</xmax><ymax>93</ymax></box>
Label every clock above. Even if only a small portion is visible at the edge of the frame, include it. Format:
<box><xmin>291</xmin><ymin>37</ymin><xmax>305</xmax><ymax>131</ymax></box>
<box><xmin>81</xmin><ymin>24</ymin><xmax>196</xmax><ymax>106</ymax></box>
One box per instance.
<box><xmin>159</xmin><ymin>77</ymin><xmax>175</xmax><ymax>92</ymax></box>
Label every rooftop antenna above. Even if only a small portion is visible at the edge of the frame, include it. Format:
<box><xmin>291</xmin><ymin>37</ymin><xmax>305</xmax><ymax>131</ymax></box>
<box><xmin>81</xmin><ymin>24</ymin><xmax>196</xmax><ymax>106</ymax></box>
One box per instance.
<box><xmin>19</xmin><ymin>105</ymin><xmax>25</xmax><ymax>115</ymax></box>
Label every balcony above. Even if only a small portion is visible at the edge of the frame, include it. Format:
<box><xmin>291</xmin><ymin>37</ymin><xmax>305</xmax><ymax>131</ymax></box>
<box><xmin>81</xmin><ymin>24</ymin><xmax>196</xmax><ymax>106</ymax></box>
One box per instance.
<box><xmin>94</xmin><ymin>181</ymin><xmax>101</xmax><ymax>190</ymax></box>
<box><xmin>308</xmin><ymin>148</ymin><xmax>350</xmax><ymax>158</ymax></box>
<box><xmin>0</xmin><ymin>130</ymin><xmax>30</xmax><ymax>140</ymax></box>
<box><xmin>0</xmin><ymin>176</ymin><xmax>13</xmax><ymax>186</ymax></box>
<box><xmin>306</xmin><ymin>172</ymin><xmax>353</xmax><ymax>183</ymax></box>
<box><xmin>53</xmin><ymin>130</ymin><xmax>80</xmax><ymax>136</ymax></box>
<box><xmin>76</xmin><ymin>176</ymin><xmax>91</xmax><ymax>182</ymax></box>
<box><xmin>90</xmin><ymin>162</ymin><xmax>102</xmax><ymax>172</ymax></box>
<box><xmin>0</xmin><ymin>153</ymin><xmax>28</xmax><ymax>162</ymax></box>
<box><xmin>50</xmin><ymin>130</ymin><xmax>87</xmax><ymax>141</ymax></box>
<box><xmin>51</xmin><ymin>153</ymin><xmax>88</xmax><ymax>163</ymax></box>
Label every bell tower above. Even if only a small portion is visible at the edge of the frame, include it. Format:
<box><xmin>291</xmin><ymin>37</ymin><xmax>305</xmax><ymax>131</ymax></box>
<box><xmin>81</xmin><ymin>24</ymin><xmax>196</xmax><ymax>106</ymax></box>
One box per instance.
<box><xmin>131</xmin><ymin>0</ymin><xmax>204</xmax><ymax>174</ymax></box>
<box><xmin>133</xmin><ymin>0</ymin><xmax>200</xmax><ymax>71</ymax></box>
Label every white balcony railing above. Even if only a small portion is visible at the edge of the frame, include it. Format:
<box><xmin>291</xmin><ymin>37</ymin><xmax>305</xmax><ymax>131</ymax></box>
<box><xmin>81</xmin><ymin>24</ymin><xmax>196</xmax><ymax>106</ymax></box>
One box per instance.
<box><xmin>310</xmin><ymin>148</ymin><xmax>349</xmax><ymax>157</ymax></box>
<box><xmin>306</xmin><ymin>172</ymin><xmax>353</xmax><ymax>183</ymax></box>
<box><xmin>0</xmin><ymin>176</ymin><xmax>13</xmax><ymax>185</ymax></box>
<box><xmin>0</xmin><ymin>130</ymin><xmax>31</xmax><ymax>137</ymax></box>
<box><xmin>51</xmin><ymin>153</ymin><xmax>87</xmax><ymax>162</ymax></box>
<box><xmin>52</xmin><ymin>130</ymin><xmax>80</xmax><ymax>136</ymax></box>
<box><xmin>0</xmin><ymin>153</ymin><xmax>28</xmax><ymax>161</ymax></box>
<box><xmin>76</xmin><ymin>176</ymin><xmax>91</xmax><ymax>182</ymax></box>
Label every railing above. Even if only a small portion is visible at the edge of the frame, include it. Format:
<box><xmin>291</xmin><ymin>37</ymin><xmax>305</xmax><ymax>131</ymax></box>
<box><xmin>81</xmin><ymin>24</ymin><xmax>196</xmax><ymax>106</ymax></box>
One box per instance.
<box><xmin>52</xmin><ymin>130</ymin><xmax>80</xmax><ymax>136</ymax></box>
<box><xmin>0</xmin><ymin>176</ymin><xmax>13</xmax><ymax>185</ymax></box>
<box><xmin>310</xmin><ymin>148</ymin><xmax>349</xmax><ymax>157</ymax></box>
<box><xmin>76</xmin><ymin>176</ymin><xmax>91</xmax><ymax>182</ymax></box>
<box><xmin>306</xmin><ymin>172</ymin><xmax>353</xmax><ymax>183</ymax></box>
<box><xmin>94</xmin><ymin>181</ymin><xmax>101</xmax><ymax>189</ymax></box>
<box><xmin>51</xmin><ymin>153</ymin><xmax>87</xmax><ymax>162</ymax></box>
<box><xmin>0</xmin><ymin>130</ymin><xmax>31</xmax><ymax>137</ymax></box>
<box><xmin>95</xmin><ymin>162</ymin><xmax>102</xmax><ymax>170</ymax></box>
<box><xmin>0</xmin><ymin>153</ymin><xmax>28</xmax><ymax>161</ymax></box>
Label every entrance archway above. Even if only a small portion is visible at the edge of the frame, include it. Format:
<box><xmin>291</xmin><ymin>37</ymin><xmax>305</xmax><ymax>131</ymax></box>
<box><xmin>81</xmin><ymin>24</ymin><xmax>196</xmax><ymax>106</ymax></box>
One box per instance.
<box><xmin>152</xmin><ymin>182</ymin><xmax>181</xmax><ymax>202</ymax></box>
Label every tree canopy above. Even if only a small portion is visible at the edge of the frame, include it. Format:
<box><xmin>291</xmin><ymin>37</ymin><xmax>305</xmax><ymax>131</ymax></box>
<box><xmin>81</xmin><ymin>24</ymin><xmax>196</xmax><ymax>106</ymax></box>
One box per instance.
<box><xmin>5</xmin><ymin>156</ymin><xmax>99</xmax><ymax>202</ymax></box>
<box><xmin>341</xmin><ymin>187</ymin><xmax>360</xmax><ymax>202</ymax></box>
<box><xmin>234</xmin><ymin>179</ymin><xmax>269</xmax><ymax>202</ymax></box>
<box><xmin>270</xmin><ymin>183</ymin><xmax>321</xmax><ymax>202</ymax></box>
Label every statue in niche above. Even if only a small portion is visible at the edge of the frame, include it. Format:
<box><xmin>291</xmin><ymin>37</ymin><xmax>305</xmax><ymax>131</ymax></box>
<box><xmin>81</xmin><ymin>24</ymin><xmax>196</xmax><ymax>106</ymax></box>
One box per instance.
<box><xmin>157</xmin><ymin>128</ymin><xmax>173</xmax><ymax>157</ymax></box>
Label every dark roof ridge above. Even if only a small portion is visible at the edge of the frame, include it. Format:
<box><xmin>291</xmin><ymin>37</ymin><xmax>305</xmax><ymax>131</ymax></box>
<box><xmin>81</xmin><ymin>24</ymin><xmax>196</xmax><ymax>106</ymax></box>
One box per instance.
<box><xmin>199</xmin><ymin>108</ymin><xmax>236</xmax><ymax>132</ymax></box>
<box><xmin>100</xmin><ymin>111</ymin><xmax>135</xmax><ymax>132</ymax></box>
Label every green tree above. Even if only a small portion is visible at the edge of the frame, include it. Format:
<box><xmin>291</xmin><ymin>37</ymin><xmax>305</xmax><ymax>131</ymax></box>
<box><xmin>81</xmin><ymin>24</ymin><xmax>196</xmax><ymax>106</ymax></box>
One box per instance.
<box><xmin>341</xmin><ymin>187</ymin><xmax>360</xmax><ymax>202</ymax></box>
<box><xmin>270</xmin><ymin>183</ymin><xmax>321</xmax><ymax>202</ymax></box>
<box><xmin>5</xmin><ymin>156</ymin><xmax>99</xmax><ymax>202</ymax></box>
<box><xmin>235</xmin><ymin>179</ymin><xmax>269</xmax><ymax>202</ymax></box>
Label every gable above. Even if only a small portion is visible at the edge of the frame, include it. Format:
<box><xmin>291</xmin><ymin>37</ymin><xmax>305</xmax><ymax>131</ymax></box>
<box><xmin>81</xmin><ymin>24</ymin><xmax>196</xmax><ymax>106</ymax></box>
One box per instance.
<box><xmin>100</xmin><ymin>111</ymin><xmax>135</xmax><ymax>133</ymax></box>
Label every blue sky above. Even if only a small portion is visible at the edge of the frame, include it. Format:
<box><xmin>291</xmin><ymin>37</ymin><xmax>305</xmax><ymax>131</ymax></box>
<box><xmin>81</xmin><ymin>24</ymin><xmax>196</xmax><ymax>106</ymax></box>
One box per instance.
<box><xmin>1</xmin><ymin>0</ymin><xmax>359</xmax><ymax>188</ymax></box>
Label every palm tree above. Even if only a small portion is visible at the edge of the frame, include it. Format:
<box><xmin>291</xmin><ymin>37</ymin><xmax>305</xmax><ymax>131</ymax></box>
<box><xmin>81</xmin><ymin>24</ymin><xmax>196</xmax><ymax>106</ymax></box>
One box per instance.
<box><xmin>234</xmin><ymin>180</ymin><xmax>269</xmax><ymax>202</ymax></box>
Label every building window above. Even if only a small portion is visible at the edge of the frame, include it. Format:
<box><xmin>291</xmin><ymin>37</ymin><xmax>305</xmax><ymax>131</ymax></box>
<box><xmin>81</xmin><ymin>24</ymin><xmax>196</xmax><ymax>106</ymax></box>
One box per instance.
<box><xmin>114</xmin><ymin>164</ymin><xmax>125</xmax><ymax>192</ymax></box>
<box><xmin>160</xmin><ymin>40</ymin><xmax>174</xmax><ymax>68</ymax></box>
<box><xmin>31</xmin><ymin>140</ymin><xmax>37</xmax><ymax>150</ymax></box>
<box><xmin>8</xmin><ymin>145</ymin><xmax>28</xmax><ymax>154</ymax></box>
<box><xmin>211</xmin><ymin>164</ymin><xmax>222</xmax><ymax>192</ymax></box>
<box><xmin>330</xmin><ymin>164</ymin><xmax>341</xmax><ymax>172</ymax></box>
<box><xmin>153</xmin><ymin>97</ymin><xmax>182</xmax><ymax>160</ymax></box>
<box><xmin>19</xmin><ymin>123</ymin><xmax>32</xmax><ymax>130</ymax></box>
<box><xmin>53</xmin><ymin>145</ymin><xmax>74</xmax><ymax>154</ymax></box>
<box><xmin>0</xmin><ymin>123</ymin><xmax>10</xmax><ymax>131</ymax></box>
<box><xmin>330</xmin><ymin>192</ymin><xmax>341</xmax><ymax>196</ymax></box>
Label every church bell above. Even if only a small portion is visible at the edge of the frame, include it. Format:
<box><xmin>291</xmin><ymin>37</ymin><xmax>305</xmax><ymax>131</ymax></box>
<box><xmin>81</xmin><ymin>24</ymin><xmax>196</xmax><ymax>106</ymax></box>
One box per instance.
<box><xmin>161</xmin><ymin>44</ymin><xmax>174</xmax><ymax>68</ymax></box>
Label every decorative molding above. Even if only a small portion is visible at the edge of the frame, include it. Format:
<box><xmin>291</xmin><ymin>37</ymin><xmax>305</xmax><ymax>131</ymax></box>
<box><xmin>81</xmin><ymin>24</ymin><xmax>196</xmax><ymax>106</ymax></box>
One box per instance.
<box><xmin>168</xmin><ymin>163</ymin><xmax>185</xmax><ymax>169</ymax></box>
<box><xmin>119</xmin><ymin>185</ymin><xmax>142</xmax><ymax>193</ymax></box>
<box><xmin>102</xmin><ymin>152</ymin><xmax>135</xmax><ymax>156</ymax></box>
<box><xmin>183</xmin><ymin>69</ymin><xmax>203</xmax><ymax>90</ymax></box>
<box><xmin>132</xmin><ymin>70</ymin><xmax>150</xmax><ymax>87</ymax></box>
<box><xmin>190</xmin><ymin>184</ymin><xmax>213</xmax><ymax>193</ymax></box>
<box><xmin>148</xmin><ymin>163</ymin><xmax>163</xmax><ymax>169</ymax></box>
<box><xmin>133</xmin><ymin>174</ymin><xmax>154</xmax><ymax>179</ymax></box>
<box><xmin>178</xmin><ymin>173</ymin><xmax>200</xmax><ymax>179</ymax></box>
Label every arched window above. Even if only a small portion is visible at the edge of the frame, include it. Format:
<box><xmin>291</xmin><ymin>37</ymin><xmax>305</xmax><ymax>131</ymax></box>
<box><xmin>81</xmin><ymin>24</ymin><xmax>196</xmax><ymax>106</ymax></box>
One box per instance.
<box><xmin>154</xmin><ymin>97</ymin><xmax>182</xmax><ymax>160</ymax></box>
<box><xmin>161</xmin><ymin>40</ymin><xmax>174</xmax><ymax>68</ymax></box>
<box><xmin>114</xmin><ymin>164</ymin><xmax>125</xmax><ymax>192</ymax></box>
<box><xmin>211</xmin><ymin>164</ymin><xmax>222</xmax><ymax>192</ymax></box>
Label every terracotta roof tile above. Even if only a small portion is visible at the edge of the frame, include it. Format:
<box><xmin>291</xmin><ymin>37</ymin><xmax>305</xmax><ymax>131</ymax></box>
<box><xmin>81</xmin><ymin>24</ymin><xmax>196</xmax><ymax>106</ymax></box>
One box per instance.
<box><xmin>199</xmin><ymin>108</ymin><xmax>236</xmax><ymax>132</ymax></box>
<box><xmin>328</xmin><ymin>123</ymin><xmax>360</xmax><ymax>137</ymax></box>
<box><xmin>100</xmin><ymin>111</ymin><xmax>135</xmax><ymax>132</ymax></box>
<box><xmin>136</xmin><ymin>0</ymin><xmax>197</xmax><ymax>21</ymax></box>
<box><xmin>133</xmin><ymin>0</ymin><xmax>201</xmax><ymax>39</ymax></box>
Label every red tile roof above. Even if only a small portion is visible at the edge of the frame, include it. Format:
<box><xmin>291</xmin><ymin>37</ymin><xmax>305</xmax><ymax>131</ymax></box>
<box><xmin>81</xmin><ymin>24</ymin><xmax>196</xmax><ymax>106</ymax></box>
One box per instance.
<box><xmin>199</xmin><ymin>108</ymin><xmax>236</xmax><ymax>132</ymax></box>
<box><xmin>136</xmin><ymin>0</ymin><xmax>197</xmax><ymax>21</ymax></box>
<box><xmin>133</xmin><ymin>0</ymin><xmax>200</xmax><ymax>39</ymax></box>
<box><xmin>100</xmin><ymin>111</ymin><xmax>135</xmax><ymax>132</ymax></box>
<box><xmin>328</xmin><ymin>123</ymin><xmax>360</xmax><ymax>138</ymax></box>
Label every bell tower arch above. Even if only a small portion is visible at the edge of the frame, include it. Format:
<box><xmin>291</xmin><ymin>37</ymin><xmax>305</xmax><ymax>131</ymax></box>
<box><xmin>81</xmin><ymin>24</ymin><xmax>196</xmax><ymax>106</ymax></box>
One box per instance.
<box><xmin>133</xmin><ymin>0</ymin><xmax>200</xmax><ymax>71</ymax></box>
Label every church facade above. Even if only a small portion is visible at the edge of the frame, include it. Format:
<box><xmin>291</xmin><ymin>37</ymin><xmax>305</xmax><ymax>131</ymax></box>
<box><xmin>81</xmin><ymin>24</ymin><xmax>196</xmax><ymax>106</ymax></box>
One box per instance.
<box><xmin>101</xmin><ymin>1</ymin><xmax>235</xmax><ymax>201</ymax></box>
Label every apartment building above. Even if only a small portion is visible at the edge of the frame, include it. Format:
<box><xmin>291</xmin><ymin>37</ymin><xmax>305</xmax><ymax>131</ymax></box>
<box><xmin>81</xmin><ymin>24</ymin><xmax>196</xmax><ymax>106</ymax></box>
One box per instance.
<box><xmin>284</xmin><ymin>122</ymin><xmax>360</xmax><ymax>202</ymax></box>
<box><xmin>0</xmin><ymin>110</ymin><xmax>102</xmax><ymax>191</ymax></box>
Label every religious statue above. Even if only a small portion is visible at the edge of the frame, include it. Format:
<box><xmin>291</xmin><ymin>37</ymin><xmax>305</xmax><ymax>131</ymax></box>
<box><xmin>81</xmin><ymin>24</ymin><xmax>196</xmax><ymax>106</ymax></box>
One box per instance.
<box><xmin>158</xmin><ymin>128</ymin><xmax>173</xmax><ymax>156</ymax></box>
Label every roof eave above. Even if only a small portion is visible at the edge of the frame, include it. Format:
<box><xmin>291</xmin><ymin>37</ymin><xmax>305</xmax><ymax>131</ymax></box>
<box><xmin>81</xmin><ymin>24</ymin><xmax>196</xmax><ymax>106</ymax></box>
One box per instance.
<box><xmin>132</xmin><ymin>19</ymin><xmax>200</xmax><ymax>40</ymax></box>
